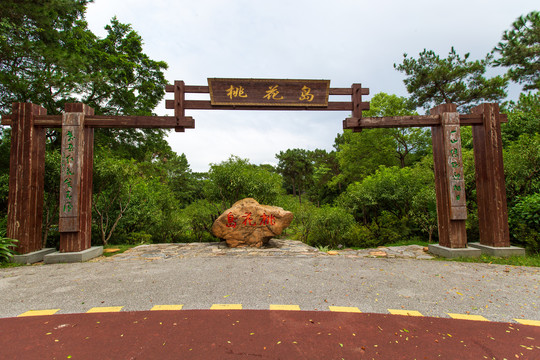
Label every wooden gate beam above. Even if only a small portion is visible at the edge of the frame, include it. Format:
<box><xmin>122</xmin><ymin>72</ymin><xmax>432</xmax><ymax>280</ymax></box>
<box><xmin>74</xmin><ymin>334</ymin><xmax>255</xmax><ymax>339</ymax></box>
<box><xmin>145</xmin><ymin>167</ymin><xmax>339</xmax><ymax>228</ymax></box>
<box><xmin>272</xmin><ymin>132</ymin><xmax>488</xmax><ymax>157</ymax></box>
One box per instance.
<box><xmin>7</xmin><ymin>103</ymin><xmax>47</xmax><ymax>254</ymax></box>
<box><xmin>343</xmin><ymin>113</ymin><xmax>507</xmax><ymax>129</ymax></box>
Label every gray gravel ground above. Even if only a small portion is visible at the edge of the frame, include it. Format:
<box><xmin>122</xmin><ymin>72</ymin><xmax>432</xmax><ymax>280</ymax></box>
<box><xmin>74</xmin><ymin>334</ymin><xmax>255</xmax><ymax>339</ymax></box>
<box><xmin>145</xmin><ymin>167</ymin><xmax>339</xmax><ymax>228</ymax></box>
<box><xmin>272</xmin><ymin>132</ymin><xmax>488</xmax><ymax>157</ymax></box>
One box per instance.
<box><xmin>1</xmin><ymin>247</ymin><xmax>538</xmax><ymax>323</ymax></box>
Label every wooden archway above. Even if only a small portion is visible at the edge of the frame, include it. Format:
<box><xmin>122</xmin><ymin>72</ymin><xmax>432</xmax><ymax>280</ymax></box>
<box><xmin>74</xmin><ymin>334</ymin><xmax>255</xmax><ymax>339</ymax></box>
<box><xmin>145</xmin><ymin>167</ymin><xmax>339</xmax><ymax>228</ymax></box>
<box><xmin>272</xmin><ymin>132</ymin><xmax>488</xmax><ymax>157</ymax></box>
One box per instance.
<box><xmin>1</xmin><ymin>79</ymin><xmax>518</xmax><ymax>261</ymax></box>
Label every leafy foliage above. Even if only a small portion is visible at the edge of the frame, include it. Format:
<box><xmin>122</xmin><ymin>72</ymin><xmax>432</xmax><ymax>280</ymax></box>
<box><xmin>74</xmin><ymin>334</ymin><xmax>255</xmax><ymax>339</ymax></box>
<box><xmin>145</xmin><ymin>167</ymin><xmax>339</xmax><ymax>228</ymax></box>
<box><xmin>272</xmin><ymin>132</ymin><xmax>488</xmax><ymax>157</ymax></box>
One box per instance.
<box><xmin>276</xmin><ymin>148</ymin><xmax>313</xmax><ymax>203</ymax></box>
<box><xmin>0</xmin><ymin>2</ymin><xmax>167</xmax><ymax>116</ymax></box>
<box><xmin>206</xmin><ymin>156</ymin><xmax>283</xmax><ymax>209</ymax></box>
<box><xmin>509</xmin><ymin>193</ymin><xmax>540</xmax><ymax>254</ymax></box>
<box><xmin>493</xmin><ymin>11</ymin><xmax>540</xmax><ymax>91</ymax></box>
<box><xmin>394</xmin><ymin>47</ymin><xmax>508</xmax><ymax>111</ymax></box>
<box><xmin>0</xmin><ymin>0</ymin><xmax>91</xmax><ymax>114</ymax></box>
<box><xmin>0</xmin><ymin>225</ymin><xmax>18</xmax><ymax>262</ymax></box>
<box><xmin>306</xmin><ymin>206</ymin><xmax>355</xmax><ymax>249</ymax></box>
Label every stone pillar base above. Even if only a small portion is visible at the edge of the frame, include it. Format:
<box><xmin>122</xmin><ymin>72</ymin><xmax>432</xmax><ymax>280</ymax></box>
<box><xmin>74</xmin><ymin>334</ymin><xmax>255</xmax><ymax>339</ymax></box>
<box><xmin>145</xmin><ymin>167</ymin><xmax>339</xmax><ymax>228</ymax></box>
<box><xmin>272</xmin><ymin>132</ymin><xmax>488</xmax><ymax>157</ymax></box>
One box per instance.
<box><xmin>11</xmin><ymin>248</ymin><xmax>57</xmax><ymax>264</ymax></box>
<box><xmin>468</xmin><ymin>243</ymin><xmax>525</xmax><ymax>257</ymax></box>
<box><xmin>428</xmin><ymin>244</ymin><xmax>481</xmax><ymax>258</ymax></box>
<box><xmin>43</xmin><ymin>246</ymin><xmax>103</xmax><ymax>264</ymax></box>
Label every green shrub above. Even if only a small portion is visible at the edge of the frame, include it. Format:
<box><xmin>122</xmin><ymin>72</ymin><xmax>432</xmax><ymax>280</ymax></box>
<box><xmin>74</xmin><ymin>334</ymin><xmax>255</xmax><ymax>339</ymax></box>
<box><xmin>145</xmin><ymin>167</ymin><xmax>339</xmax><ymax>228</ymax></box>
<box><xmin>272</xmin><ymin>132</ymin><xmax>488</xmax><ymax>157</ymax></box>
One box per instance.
<box><xmin>510</xmin><ymin>193</ymin><xmax>540</xmax><ymax>254</ymax></box>
<box><xmin>275</xmin><ymin>195</ymin><xmax>317</xmax><ymax>242</ymax></box>
<box><xmin>0</xmin><ymin>227</ymin><xmax>18</xmax><ymax>262</ymax></box>
<box><xmin>347</xmin><ymin>223</ymin><xmax>385</xmax><ymax>248</ymax></box>
<box><xmin>125</xmin><ymin>231</ymin><xmax>153</xmax><ymax>245</ymax></box>
<box><xmin>180</xmin><ymin>199</ymin><xmax>221</xmax><ymax>242</ymax></box>
<box><xmin>306</xmin><ymin>206</ymin><xmax>355</xmax><ymax>248</ymax></box>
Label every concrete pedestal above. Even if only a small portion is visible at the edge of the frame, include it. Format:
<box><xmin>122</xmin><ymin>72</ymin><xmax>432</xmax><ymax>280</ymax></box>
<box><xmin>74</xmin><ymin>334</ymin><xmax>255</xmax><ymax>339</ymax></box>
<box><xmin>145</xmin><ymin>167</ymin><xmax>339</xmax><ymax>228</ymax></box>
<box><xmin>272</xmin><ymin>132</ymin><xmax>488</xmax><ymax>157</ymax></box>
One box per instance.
<box><xmin>468</xmin><ymin>243</ymin><xmax>525</xmax><ymax>257</ymax></box>
<box><xmin>428</xmin><ymin>244</ymin><xmax>481</xmax><ymax>258</ymax></box>
<box><xmin>11</xmin><ymin>248</ymin><xmax>57</xmax><ymax>264</ymax></box>
<box><xmin>43</xmin><ymin>246</ymin><xmax>103</xmax><ymax>264</ymax></box>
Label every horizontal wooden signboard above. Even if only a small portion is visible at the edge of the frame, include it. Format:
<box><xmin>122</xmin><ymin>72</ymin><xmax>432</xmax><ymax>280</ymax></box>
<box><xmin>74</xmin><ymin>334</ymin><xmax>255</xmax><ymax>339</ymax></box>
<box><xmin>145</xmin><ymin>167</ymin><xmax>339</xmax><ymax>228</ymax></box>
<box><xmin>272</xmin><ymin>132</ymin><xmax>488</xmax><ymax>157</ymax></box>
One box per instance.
<box><xmin>208</xmin><ymin>78</ymin><xmax>330</xmax><ymax>107</ymax></box>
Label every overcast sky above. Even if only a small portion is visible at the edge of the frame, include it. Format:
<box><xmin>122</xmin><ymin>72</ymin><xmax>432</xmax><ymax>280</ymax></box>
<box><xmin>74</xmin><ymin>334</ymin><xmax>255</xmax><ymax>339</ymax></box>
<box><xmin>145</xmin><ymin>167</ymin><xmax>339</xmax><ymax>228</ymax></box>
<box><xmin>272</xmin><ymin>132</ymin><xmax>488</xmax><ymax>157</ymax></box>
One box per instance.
<box><xmin>85</xmin><ymin>0</ymin><xmax>537</xmax><ymax>172</ymax></box>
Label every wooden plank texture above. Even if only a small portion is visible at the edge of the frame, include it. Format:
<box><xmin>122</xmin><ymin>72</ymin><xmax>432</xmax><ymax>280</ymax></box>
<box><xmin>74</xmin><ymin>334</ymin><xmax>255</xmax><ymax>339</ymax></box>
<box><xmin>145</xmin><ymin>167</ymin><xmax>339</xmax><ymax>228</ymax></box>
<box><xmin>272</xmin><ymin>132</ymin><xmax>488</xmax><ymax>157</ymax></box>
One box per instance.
<box><xmin>7</xmin><ymin>103</ymin><xmax>47</xmax><ymax>254</ymax></box>
<box><xmin>165</xmin><ymin>99</ymin><xmax>369</xmax><ymax>111</ymax></box>
<box><xmin>471</xmin><ymin>103</ymin><xmax>510</xmax><ymax>247</ymax></box>
<box><xmin>343</xmin><ymin>114</ymin><xmax>508</xmax><ymax>130</ymax></box>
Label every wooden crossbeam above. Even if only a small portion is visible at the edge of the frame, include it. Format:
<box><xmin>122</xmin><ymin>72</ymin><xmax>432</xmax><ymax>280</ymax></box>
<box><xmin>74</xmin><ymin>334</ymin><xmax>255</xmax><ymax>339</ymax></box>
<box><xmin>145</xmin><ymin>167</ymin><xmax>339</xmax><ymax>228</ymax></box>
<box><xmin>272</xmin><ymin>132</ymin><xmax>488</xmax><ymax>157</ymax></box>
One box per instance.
<box><xmin>165</xmin><ymin>99</ymin><xmax>370</xmax><ymax>111</ymax></box>
<box><xmin>1</xmin><ymin>115</ymin><xmax>194</xmax><ymax>129</ymax></box>
<box><xmin>343</xmin><ymin>113</ymin><xmax>508</xmax><ymax>129</ymax></box>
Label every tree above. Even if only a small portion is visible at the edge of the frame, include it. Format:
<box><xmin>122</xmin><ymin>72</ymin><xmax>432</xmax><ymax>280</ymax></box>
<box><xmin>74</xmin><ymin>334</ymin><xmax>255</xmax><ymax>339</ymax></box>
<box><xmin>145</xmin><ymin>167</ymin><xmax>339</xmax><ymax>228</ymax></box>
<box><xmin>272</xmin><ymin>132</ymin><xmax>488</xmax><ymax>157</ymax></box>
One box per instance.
<box><xmin>0</xmin><ymin>0</ymin><xmax>91</xmax><ymax>115</ymax></box>
<box><xmin>501</xmin><ymin>92</ymin><xmax>540</xmax><ymax>145</ymax></box>
<box><xmin>394</xmin><ymin>47</ymin><xmax>508</xmax><ymax>111</ymax></box>
<box><xmin>207</xmin><ymin>156</ymin><xmax>283</xmax><ymax>209</ymax></box>
<box><xmin>0</xmin><ymin>2</ymin><xmax>168</xmax><ymax>116</ymax></box>
<box><xmin>307</xmin><ymin>149</ymin><xmax>341</xmax><ymax>205</ymax></box>
<box><xmin>92</xmin><ymin>153</ymin><xmax>138</xmax><ymax>246</ymax></box>
<box><xmin>493</xmin><ymin>11</ymin><xmax>540</xmax><ymax>91</ymax></box>
<box><xmin>276</xmin><ymin>149</ymin><xmax>313</xmax><ymax>203</ymax></box>
<box><xmin>333</xmin><ymin>93</ymin><xmax>430</xmax><ymax>186</ymax></box>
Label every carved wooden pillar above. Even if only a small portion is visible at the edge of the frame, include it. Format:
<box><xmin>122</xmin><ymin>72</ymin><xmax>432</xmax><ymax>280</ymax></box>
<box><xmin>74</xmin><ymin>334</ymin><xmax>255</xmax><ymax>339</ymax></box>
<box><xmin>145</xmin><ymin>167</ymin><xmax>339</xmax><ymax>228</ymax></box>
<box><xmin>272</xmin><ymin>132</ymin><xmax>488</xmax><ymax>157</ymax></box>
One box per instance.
<box><xmin>471</xmin><ymin>103</ymin><xmax>510</xmax><ymax>247</ymax></box>
<box><xmin>431</xmin><ymin>104</ymin><xmax>467</xmax><ymax>248</ymax></box>
<box><xmin>7</xmin><ymin>103</ymin><xmax>47</xmax><ymax>254</ymax></box>
<box><xmin>58</xmin><ymin>103</ymin><xmax>94</xmax><ymax>252</ymax></box>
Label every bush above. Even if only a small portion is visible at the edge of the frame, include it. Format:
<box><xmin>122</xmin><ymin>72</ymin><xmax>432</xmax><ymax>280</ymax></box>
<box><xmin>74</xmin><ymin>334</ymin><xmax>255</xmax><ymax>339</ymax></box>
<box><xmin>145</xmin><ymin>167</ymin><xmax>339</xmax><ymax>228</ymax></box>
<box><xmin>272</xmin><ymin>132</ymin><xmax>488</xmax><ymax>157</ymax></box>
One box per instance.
<box><xmin>510</xmin><ymin>193</ymin><xmax>540</xmax><ymax>254</ymax></box>
<box><xmin>306</xmin><ymin>206</ymin><xmax>355</xmax><ymax>249</ymax></box>
<box><xmin>180</xmin><ymin>199</ymin><xmax>221</xmax><ymax>242</ymax></box>
<box><xmin>275</xmin><ymin>195</ymin><xmax>317</xmax><ymax>242</ymax></box>
<box><xmin>0</xmin><ymin>225</ymin><xmax>18</xmax><ymax>262</ymax></box>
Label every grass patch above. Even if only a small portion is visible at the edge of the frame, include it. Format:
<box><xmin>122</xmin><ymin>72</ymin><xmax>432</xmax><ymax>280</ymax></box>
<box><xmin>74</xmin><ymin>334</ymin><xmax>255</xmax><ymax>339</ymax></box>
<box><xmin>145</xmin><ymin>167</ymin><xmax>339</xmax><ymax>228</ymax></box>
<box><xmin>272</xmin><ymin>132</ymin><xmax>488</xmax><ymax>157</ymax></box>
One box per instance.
<box><xmin>102</xmin><ymin>244</ymin><xmax>138</xmax><ymax>257</ymax></box>
<box><xmin>0</xmin><ymin>261</ymin><xmax>23</xmax><ymax>269</ymax></box>
<box><xmin>384</xmin><ymin>239</ymin><xmax>430</xmax><ymax>247</ymax></box>
<box><xmin>434</xmin><ymin>253</ymin><xmax>540</xmax><ymax>267</ymax></box>
<box><xmin>347</xmin><ymin>239</ymin><xmax>430</xmax><ymax>250</ymax></box>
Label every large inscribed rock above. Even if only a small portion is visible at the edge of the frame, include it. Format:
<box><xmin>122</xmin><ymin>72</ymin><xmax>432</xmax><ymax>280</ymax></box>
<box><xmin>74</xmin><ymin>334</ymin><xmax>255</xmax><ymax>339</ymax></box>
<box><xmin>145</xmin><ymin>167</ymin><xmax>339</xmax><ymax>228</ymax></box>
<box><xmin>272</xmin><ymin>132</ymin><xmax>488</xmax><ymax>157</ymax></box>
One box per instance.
<box><xmin>211</xmin><ymin>198</ymin><xmax>294</xmax><ymax>248</ymax></box>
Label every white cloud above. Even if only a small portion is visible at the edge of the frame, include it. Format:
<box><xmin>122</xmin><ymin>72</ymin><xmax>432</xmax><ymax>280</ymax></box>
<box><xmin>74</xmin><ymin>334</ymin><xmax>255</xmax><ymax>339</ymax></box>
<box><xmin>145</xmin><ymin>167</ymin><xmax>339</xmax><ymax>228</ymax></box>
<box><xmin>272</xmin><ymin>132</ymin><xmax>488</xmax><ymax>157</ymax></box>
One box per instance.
<box><xmin>85</xmin><ymin>0</ymin><xmax>537</xmax><ymax>172</ymax></box>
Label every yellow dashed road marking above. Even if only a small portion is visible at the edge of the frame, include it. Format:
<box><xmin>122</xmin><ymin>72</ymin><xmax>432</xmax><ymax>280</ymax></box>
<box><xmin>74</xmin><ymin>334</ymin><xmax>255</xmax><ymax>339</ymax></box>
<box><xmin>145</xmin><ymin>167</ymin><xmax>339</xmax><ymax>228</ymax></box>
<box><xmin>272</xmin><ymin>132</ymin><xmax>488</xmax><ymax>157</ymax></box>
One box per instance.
<box><xmin>329</xmin><ymin>306</ymin><xmax>361</xmax><ymax>313</ymax></box>
<box><xmin>269</xmin><ymin>305</ymin><xmax>301</xmax><ymax>311</ymax></box>
<box><xmin>151</xmin><ymin>305</ymin><xmax>184</xmax><ymax>311</ymax></box>
<box><xmin>514</xmin><ymin>319</ymin><xmax>540</xmax><ymax>326</ymax></box>
<box><xmin>211</xmin><ymin>304</ymin><xmax>243</xmax><ymax>310</ymax></box>
<box><xmin>388</xmin><ymin>309</ymin><xmax>423</xmax><ymax>316</ymax></box>
<box><xmin>86</xmin><ymin>306</ymin><xmax>123</xmax><ymax>313</ymax></box>
<box><xmin>447</xmin><ymin>313</ymin><xmax>488</xmax><ymax>321</ymax></box>
<box><xmin>18</xmin><ymin>309</ymin><xmax>60</xmax><ymax>317</ymax></box>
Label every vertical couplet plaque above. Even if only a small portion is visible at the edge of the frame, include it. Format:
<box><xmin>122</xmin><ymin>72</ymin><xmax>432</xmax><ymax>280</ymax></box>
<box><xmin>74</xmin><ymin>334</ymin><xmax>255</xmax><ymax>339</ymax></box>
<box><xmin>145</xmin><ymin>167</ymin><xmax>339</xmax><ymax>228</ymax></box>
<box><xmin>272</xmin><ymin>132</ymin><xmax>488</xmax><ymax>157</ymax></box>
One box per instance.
<box><xmin>59</xmin><ymin>113</ymin><xmax>85</xmax><ymax>232</ymax></box>
<box><xmin>442</xmin><ymin>112</ymin><xmax>467</xmax><ymax>220</ymax></box>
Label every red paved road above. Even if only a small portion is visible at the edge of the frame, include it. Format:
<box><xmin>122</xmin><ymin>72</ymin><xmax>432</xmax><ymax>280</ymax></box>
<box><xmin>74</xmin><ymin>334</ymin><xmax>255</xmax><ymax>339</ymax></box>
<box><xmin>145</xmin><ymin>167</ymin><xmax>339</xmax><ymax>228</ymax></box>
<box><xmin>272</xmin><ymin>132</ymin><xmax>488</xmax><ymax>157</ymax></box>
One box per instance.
<box><xmin>1</xmin><ymin>310</ymin><xmax>539</xmax><ymax>359</ymax></box>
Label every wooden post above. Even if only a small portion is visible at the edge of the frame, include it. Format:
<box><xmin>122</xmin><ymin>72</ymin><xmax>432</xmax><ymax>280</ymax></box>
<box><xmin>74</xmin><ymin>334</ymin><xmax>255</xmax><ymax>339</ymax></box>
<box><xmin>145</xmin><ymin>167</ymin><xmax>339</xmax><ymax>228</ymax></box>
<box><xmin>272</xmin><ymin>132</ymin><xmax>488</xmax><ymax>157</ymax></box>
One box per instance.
<box><xmin>59</xmin><ymin>103</ymin><xmax>94</xmax><ymax>252</ymax></box>
<box><xmin>351</xmin><ymin>83</ymin><xmax>363</xmax><ymax>132</ymax></box>
<box><xmin>7</xmin><ymin>103</ymin><xmax>47</xmax><ymax>254</ymax></box>
<box><xmin>471</xmin><ymin>103</ymin><xmax>510</xmax><ymax>247</ymax></box>
<box><xmin>174</xmin><ymin>80</ymin><xmax>185</xmax><ymax>132</ymax></box>
<box><xmin>430</xmin><ymin>104</ymin><xmax>467</xmax><ymax>248</ymax></box>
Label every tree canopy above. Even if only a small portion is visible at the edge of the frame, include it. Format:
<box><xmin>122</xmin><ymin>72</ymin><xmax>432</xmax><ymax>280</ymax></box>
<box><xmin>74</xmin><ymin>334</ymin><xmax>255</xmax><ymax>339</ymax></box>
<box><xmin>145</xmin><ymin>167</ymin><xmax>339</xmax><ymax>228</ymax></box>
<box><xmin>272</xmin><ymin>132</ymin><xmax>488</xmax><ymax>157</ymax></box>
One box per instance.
<box><xmin>493</xmin><ymin>11</ymin><xmax>540</xmax><ymax>91</ymax></box>
<box><xmin>0</xmin><ymin>1</ymin><xmax>167</xmax><ymax>116</ymax></box>
<box><xmin>394</xmin><ymin>47</ymin><xmax>508</xmax><ymax>112</ymax></box>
